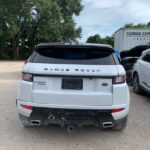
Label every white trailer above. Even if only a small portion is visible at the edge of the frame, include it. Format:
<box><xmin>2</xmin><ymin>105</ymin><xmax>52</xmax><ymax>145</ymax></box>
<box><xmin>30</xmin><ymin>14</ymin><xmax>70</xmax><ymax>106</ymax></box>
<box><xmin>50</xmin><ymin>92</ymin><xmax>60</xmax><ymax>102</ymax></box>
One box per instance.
<box><xmin>114</xmin><ymin>28</ymin><xmax>150</xmax><ymax>52</ymax></box>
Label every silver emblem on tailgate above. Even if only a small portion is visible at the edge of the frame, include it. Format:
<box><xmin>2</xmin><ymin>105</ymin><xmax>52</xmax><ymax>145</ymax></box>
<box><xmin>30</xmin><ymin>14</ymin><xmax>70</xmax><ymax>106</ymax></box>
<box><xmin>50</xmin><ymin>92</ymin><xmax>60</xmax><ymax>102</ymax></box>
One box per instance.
<box><xmin>44</xmin><ymin>68</ymin><xmax>101</xmax><ymax>73</ymax></box>
<box><xmin>102</xmin><ymin>83</ymin><xmax>108</xmax><ymax>86</ymax></box>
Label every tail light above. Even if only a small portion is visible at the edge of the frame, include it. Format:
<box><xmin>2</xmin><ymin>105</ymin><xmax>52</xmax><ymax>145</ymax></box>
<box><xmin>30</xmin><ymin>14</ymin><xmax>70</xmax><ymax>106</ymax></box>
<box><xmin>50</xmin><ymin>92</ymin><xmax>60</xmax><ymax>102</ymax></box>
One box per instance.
<box><xmin>22</xmin><ymin>72</ymin><xmax>33</xmax><ymax>82</ymax></box>
<box><xmin>111</xmin><ymin>108</ymin><xmax>125</xmax><ymax>113</ymax></box>
<box><xmin>21</xmin><ymin>104</ymin><xmax>32</xmax><ymax>110</ymax></box>
<box><xmin>112</xmin><ymin>75</ymin><xmax>126</xmax><ymax>84</ymax></box>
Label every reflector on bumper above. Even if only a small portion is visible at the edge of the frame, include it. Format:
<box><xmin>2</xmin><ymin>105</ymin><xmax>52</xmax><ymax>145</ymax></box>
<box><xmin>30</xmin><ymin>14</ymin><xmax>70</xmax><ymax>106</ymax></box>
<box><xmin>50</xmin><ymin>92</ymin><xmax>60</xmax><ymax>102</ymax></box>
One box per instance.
<box><xmin>111</xmin><ymin>108</ymin><xmax>125</xmax><ymax>113</ymax></box>
<box><xmin>21</xmin><ymin>104</ymin><xmax>32</xmax><ymax>110</ymax></box>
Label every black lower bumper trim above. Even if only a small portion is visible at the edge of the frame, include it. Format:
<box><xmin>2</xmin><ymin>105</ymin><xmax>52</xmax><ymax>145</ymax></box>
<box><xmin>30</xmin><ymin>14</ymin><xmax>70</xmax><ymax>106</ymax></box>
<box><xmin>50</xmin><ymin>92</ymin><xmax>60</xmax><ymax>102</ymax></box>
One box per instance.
<box><xmin>30</xmin><ymin>107</ymin><xmax>114</xmax><ymax>127</ymax></box>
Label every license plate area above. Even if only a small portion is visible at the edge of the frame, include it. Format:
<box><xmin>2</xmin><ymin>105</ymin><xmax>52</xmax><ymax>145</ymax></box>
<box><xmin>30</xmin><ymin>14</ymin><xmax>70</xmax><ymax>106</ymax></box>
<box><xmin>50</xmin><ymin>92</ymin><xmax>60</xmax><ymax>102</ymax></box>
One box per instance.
<box><xmin>62</xmin><ymin>78</ymin><xmax>83</xmax><ymax>90</ymax></box>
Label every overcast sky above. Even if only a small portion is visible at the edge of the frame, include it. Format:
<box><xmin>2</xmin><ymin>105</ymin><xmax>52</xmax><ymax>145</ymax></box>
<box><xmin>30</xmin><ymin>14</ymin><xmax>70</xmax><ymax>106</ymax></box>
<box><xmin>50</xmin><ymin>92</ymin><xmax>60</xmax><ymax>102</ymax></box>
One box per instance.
<box><xmin>74</xmin><ymin>0</ymin><xmax>150</xmax><ymax>42</ymax></box>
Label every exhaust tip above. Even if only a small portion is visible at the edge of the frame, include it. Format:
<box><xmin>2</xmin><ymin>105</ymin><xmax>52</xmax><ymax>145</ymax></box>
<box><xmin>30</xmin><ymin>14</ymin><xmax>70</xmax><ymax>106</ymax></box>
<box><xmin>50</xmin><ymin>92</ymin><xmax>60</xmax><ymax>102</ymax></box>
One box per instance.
<box><xmin>31</xmin><ymin>120</ymin><xmax>41</xmax><ymax>126</ymax></box>
<box><xmin>102</xmin><ymin>122</ymin><xmax>113</xmax><ymax>128</ymax></box>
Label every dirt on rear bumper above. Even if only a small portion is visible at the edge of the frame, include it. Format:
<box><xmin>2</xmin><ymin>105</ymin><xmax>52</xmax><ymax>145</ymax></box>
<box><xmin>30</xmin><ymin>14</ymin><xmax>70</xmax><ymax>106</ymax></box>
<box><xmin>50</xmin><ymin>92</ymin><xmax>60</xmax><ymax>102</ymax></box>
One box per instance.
<box><xmin>28</xmin><ymin>107</ymin><xmax>114</xmax><ymax>127</ymax></box>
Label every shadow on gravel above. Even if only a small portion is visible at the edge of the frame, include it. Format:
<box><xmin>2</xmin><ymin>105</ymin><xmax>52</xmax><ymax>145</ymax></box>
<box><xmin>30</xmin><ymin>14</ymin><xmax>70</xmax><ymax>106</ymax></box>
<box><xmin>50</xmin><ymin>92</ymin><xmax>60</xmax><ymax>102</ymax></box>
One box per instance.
<box><xmin>21</xmin><ymin>125</ymin><xmax>124</xmax><ymax>140</ymax></box>
<box><xmin>138</xmin><ymin>91</ymin><xmax>150</xmax><ymax>100</ymax></box>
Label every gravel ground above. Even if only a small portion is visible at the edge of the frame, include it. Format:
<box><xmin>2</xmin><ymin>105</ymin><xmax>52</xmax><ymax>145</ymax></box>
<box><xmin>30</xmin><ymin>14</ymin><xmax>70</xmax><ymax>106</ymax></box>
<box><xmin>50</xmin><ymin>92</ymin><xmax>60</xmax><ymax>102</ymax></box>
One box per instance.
<box><xmin>0</xmin><ymin>61</ymin><xmax>150</xmax><ymax>150</ymax></box>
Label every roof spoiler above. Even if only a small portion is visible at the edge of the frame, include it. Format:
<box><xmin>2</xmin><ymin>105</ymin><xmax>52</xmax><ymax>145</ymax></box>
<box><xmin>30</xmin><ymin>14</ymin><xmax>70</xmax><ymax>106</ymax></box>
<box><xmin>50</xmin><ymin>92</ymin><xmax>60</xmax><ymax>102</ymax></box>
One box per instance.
<box><xmin>35</xmin><ymin>43</ymin><xmax>114</xmax><ymax>53</ymax></box>
<box><xmin>142</xmin><ymin>48</ymin><xmax>150</xmax><ymax>55</ymax></box>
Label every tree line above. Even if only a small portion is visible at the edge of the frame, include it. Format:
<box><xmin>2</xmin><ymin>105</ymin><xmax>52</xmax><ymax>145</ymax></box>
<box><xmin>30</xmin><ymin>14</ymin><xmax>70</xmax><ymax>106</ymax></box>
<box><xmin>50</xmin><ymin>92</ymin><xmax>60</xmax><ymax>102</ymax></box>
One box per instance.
<box><xmin>86</xmin><ymin>22</ymin><xmax>150</xmax><ymax>47</ymax></box>
<box><xmin>86</xmin><ymin>34</ymin><xmax>114</xmax><ymax>47</ymax></box>
<box><xmin>0</xmin><ymin>0</ymin><xmax>150</xmax><ymax>60</ymax></box>
<box><xmin>0</xmin><ymin>0</ymin><xmax>83</xmax><ymax>59</ymax></box>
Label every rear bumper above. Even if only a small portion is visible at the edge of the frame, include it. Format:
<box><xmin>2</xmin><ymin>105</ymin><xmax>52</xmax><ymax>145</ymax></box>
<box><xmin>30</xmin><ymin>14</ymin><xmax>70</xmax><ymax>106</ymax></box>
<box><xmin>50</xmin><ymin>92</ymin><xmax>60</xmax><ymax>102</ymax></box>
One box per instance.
<box><xmin>30</xmin><ymin>107</ymin><xmax>114</xmax><ymax>127</ymax></box>
<box><xmin>16</xmin><ymin>99</ymin><xmax>129</xmax><ymax>122</ymax></box>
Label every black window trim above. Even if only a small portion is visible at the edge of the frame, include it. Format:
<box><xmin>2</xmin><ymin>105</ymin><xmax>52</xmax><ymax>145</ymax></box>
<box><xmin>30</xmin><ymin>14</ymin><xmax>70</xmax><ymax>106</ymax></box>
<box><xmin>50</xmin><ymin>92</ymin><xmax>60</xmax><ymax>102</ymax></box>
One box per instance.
<box><xmin>142</xmin><ymin>52</ymin><xmax>150</xmax><ymax>63</ymax></box>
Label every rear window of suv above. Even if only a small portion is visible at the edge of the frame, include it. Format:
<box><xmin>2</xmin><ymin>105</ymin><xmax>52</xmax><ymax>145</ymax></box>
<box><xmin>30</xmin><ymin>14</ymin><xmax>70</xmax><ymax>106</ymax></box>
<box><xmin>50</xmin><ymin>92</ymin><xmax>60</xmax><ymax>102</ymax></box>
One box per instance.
<box><xmin>30</xmin><ymin>46</ymin><xmax>116</xmax><ymax>65</ymax></box>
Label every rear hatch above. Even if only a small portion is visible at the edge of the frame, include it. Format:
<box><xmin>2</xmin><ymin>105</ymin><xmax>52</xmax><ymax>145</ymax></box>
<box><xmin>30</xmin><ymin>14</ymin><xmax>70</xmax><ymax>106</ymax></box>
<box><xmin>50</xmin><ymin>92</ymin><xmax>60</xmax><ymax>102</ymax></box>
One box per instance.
<box><xmin>28</xmin><ymin>44</ymin><xmax>118</xmax><ymax>106</ymax></box>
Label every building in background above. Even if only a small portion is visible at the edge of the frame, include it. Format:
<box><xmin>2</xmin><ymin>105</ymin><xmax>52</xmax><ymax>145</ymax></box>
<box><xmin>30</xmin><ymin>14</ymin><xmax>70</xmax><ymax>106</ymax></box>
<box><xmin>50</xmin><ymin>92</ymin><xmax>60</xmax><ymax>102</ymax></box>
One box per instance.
<box><xmin>114</xmin><ymin>28</ymin><xmax>150</xmax><ymax>52</ymax></box>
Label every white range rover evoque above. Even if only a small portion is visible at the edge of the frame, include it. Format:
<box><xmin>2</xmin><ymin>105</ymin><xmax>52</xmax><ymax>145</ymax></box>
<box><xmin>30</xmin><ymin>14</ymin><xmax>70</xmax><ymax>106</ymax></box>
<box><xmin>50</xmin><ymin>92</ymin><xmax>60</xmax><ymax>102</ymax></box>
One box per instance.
<box><xmin>17</xmin><ymin>43</ymin><xmax>130</xmax><ymax>130</ymax></box>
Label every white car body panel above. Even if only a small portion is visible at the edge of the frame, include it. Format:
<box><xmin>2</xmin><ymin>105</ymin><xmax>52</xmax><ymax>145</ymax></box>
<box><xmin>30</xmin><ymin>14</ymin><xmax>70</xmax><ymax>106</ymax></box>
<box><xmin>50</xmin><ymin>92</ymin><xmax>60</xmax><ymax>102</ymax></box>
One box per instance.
<box><xmin>17</xmin><ymin>63</ymin><xmax>129</xmax><ymax>120</ymax></box>
<box><xmin>133</xmin><ymin>49</ymin><xmax>150</xmax><ymax>92</ymax></box>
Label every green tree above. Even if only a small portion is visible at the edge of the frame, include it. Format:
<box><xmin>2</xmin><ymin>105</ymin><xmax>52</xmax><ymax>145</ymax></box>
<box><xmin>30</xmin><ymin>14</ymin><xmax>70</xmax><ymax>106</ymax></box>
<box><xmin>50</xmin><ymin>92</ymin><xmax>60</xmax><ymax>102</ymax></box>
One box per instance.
<box><xmin>147</xmin><ymin>22</ymin><xmax>150</xmax><ymax>26</ymax></box>
<box><xmin>56</xmin><ymin>0</ymin><xmax>83</xmax><ymax>42</ymax></box>
<box><xmin>124</xmin><ymin>23</ymin><xmax>134</xmax><ymax>28</ymax></box>
<box><xmin>124</xmin><ymin>22</ymin><xmax>150</xmax><ymax>28</ymax></box>
<box><xmin>0</xmin><ymin>0</ymin><xmax>34</xmax><ymax>59</ymax></box>
<box><xmin>0</xmin><ymin>0</ymin><xmax>83</xmax><ymax>59</ymax></box>
<box><xmin>86</xmin><ymin>34</ymin><xmax>114</xmax><ymax>47</ymax></box>
<box><xmin>86</xmin><ymin>34</ymin><xmax>101</xmax><ymax>43</ymax></box>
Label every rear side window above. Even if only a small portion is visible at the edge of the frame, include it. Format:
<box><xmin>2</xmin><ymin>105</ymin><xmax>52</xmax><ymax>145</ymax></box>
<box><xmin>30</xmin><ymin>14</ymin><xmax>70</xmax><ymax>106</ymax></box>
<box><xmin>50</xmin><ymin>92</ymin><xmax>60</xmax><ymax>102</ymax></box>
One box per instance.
<box><xmin>143</xmin><ymin>53</ymin><xmax>150</xmax><ymax>63</ymax></box>
<box><xmin>31</xmin><ymin>46</ymin><xmax>116</xmax><ymax>65</ymax></box>
<box><xmin>28</xmin><ymin>51</ymin><xmax>36</xmax><ymax>62</ymax></box>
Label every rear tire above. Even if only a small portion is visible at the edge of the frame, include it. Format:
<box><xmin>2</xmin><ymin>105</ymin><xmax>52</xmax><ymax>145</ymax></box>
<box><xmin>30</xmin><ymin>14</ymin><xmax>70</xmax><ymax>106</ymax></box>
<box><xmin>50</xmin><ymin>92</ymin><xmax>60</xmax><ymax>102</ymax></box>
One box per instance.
<box><xmin>133</xmin><ymin>74</ymin><xmax>142</xmax><ymax>94</ymax></box>
<box><xmin>113</xmin><ymin>116</ymin><xmax>128</xmax><ymax>130</ymax></box>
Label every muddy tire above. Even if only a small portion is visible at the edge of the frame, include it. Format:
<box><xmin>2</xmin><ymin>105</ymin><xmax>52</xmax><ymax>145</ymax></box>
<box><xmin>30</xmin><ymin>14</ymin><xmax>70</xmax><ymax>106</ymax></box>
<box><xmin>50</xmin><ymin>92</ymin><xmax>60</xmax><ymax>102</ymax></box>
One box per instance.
<box><xmin>133</xmin><ymin>74</ymin><xmax>142</xmax><ymax>94</ymax></box>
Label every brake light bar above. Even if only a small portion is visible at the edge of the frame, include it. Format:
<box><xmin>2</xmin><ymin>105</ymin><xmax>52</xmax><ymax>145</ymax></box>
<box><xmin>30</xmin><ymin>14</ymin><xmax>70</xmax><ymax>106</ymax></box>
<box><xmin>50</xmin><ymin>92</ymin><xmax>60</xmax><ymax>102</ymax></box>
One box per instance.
<box><xmin>21</xmin><ymin>104</ymin><xmax>32</xmax><ymax>110</ymax></box>
<box><xmin>111</xmin><ymin>108</ymin><xmax>125</xmax><ymax>113</ymax></box>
